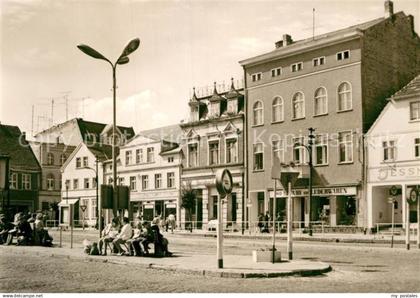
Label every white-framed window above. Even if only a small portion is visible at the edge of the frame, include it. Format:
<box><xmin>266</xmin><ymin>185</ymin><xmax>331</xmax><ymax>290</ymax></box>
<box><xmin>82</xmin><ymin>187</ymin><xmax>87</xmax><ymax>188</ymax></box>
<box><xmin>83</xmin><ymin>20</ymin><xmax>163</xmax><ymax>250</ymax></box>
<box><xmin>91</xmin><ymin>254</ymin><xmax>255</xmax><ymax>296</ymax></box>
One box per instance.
<box><xmin>73</xmin><ymin>179</ymin><xmax>78</xmax><ymax>189</ymax></box>
<box><xmin>314</xmin><ymin>87</ymin><xmax>328</xmax><ymax>116</ymax></box>
<box><xmin>272</xmin><ymin>138</ymin><xmax>284</xmax><ymax>163</ymax></box>
<box><xmin>82</xmin><ymin>156</ymin><xmax>88</xmax><ymax>167</ymax></box>
<box><xmin>155</xmin><ymin>174</ymin><xmax>162</xmax><ymax>189</ymax></box>
<box><xmin>60</xmin><ymin>154</ymin><xmax>66</xmax><ymax>165</ymax></box>
<box><xmin>313</xmin><ymin>56</ymin><xmax>325</xmax><ymax>67</ymax></box>
<box><xmin>253</xmin><ymin>143</ymin><xmax>264</xmax><ymax>170</ymax></box>
<box><xmin>415</xmin><ymin>138</ymin><xmax>420</xmax><ymax>158</ymax></box>
<box><xmin>76</xmin><ymin>157</ymin><xmax>81</xmax><ymax>168</ymax></box>
<box><xmin>337</xmin><ymin>50</ymin><xmax>350</xmax><ymax>61</ymax></box>
<box><xmin>188</xmin><ymin>143</ymin><xmax>198</xmax><ymax>167</ymax></box>
<box><xmin>167</xmin><ymin>172</ymin><xmax>175</xmax><ymax>188</ymax></box>
<box><xmin>47</xmin><ymin>174</ymin><xmax>55</xmax><ymax>190</ymax></box>
<box><xmin>383</xmin><ymin>140</ymin><xmax>396</xmax><ymax>162</ymax></box>
<box><xmin>337</xmin><ymin>82</ymin><xmax>352</xmax><ymax>111</ymax></box>
<box><xmin>167</xmin><ymin>157</ymin><xmax>174</xmax><ymax>163</ymax></box>
<box><xmin>225</xmin><ymin>138</ymin><xmax>238</xmax><ymax>163</ymax></box>
<box><xmin>410</xmin><ymin>101</ymin><xmax>420</xmax><ymax>120</ymax></box>
<box><xmin>10</xmin><ymin>173</ymin><xmax>18</xmax><ymax>189</ymax></box>
<box><xmin>272</xmin><ymin>97</ymin><xmax>284</xmax><ymax>123</ymax></box>
<box><xmin>47</xmin><ymin>152</ymin><xmax>54</xmax><ymax>165</ymax></box>
<box><xmin>136</xmin><ymin>149</ymin><xmax>143</xmax><ymax>163</ymax></box>
<box><xmin>125</xmin><ymin>151</ymin><xmax>132</xmax><ymax>165</ymax></box>
<box><xmin>84</xmin><ymin>178</ymin><xmax>90</xmax><ymax>189</ymax></box>
<box><xmin>253</xmin><ymin>101</ymin><xmax>264</xmax><ymax>125</ymax></box>
<box><xmin>338</xmin><ymin>131</ymin><xmax>353</xmax><ymax>163</ymax></box>
<box><xmin>118</xmin><ymin>177</ymin><xmax>125</xmax><ymax>185</ymax></box>
<box><xmin>147</xmin><ymin>147</ymin><xmax>154</xmax><ymax>163</ymax></box>
<box><xmin>141</xmin><ymin>175</ymin><xmax>149</xmax><ymax>190</ymax></box>
<box><xmin>91</xmin><ymin>199</ymin><xmax>97</xmax><ymax>219</ymax></box>
<box><xmin>292</xmin><ymin>92</ymin><xmax>305</xmax><ymax>119</ymax></box>
<box><xmin>130</xmin><ymin>176</ymin><xmax>136</xmax><ymax>191</ymax></box>
<box><xmin>314</xmin><ymin>135</ymin><xmax>328</xmax><ymax>165</ymax></box>
<box><xmin>291</xmin><ymin>62</ymin><xmax>303</xmax><ymax>72</ymax></box>
<box><xmin>271</xmin><ymin>67</ymin><xmax>282</xmax><ymax>77</ymax></box>
<box><xmin>208</xmin><ymin>141</ymin><xmax>219</xmax><ymax>165</ymax></box>
<box><xmin>22</xmin><ymin>174</ymin><xmax>31</xmax><ymax>190</ymax></box>
<box><xmin>64</xmin><ymin>179</ymin><xmax>70</xmax><ymax>190</ymax></box>
<box><xmin>251</xmin><ymin>72</ymin><xmax>262</xmax><ymax>82</ymax></box>
<box><xmin>293</xmin><ymin>137</ymin><xmax>307</xmax><ymax>165</ymax></box>
<box><xmin>92</xmin><ymin>177</ymin><xmax>97</xmax><ymax>188</ymax></box>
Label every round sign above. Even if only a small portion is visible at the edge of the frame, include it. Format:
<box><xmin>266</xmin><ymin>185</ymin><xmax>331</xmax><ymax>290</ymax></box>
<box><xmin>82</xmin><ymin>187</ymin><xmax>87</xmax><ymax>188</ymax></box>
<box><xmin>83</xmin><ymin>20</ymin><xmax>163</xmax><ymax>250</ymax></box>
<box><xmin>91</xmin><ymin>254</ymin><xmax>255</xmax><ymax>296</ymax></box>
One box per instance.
<box><xmin>215</xmin><ymin>169</ymin><xmax>233</xmax><ymax>198</ymax></box>
<box><xmin>407</xmin><ymin>188</ymin><xmax>418</xmax><ymax>205</ymax></box>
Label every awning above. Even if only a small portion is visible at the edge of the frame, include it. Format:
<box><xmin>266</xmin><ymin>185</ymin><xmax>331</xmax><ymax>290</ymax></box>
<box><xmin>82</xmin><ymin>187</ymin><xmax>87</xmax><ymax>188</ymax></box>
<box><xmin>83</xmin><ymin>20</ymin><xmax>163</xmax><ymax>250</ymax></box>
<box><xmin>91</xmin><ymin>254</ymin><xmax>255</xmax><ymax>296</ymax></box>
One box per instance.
<box><xmin>58</xmin><ymin>198</ymin><xmax>79</xmax><ymax>206</ymax></box>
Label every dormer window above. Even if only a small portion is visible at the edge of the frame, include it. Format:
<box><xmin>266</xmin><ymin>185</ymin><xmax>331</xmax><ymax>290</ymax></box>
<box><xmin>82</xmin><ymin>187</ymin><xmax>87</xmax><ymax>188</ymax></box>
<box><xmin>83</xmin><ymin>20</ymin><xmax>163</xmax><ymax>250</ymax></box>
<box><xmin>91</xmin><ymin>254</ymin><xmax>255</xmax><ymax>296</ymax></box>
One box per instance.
<box><xmin>251</xmin><ymin>72</ymin><xmax>262</xmax><ymax>82</ymax></box>
<box><xmin>210</xmin><ymin>102</ymin><xmax>220</xmax><ymax>117</ymax></box>
<box><xmin>227</xmin><ymin>100</ymin><xmax>237</xmax><ymax>114</ymax></box>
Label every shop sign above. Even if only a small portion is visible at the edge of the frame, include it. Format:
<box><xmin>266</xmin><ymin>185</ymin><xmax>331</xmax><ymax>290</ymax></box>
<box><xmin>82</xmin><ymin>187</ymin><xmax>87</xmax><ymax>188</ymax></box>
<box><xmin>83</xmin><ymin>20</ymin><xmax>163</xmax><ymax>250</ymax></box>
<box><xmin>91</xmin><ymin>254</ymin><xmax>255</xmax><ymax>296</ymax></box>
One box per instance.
<box><xmin>270</xmin><ymin>186</ymin><xmax>357</xmax><ymax>197</ymax></box>
<box><xmin>144</xmin><ymin>204</ymin><xmax>154</xmax><ymax>209</ymax></box>
<box><xmin>372</xmin><ymin>165</ymin><xmax>420</xmax><ymax>182</ymax></box>
<box><xmin>165</xmin><ymin>203</ymin><xmax>176</xmax><ymax>208</ymax></box>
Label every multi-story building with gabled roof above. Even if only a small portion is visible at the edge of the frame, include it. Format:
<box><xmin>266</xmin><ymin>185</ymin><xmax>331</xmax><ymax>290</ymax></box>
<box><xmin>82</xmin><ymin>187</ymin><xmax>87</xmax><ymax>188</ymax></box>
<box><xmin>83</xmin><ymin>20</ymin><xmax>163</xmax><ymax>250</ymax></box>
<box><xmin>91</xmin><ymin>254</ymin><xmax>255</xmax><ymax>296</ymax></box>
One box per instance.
<box><xmin>179</xmin><ymin>80</ymin><xmax>245</xmax><ymax>230</ymax></box>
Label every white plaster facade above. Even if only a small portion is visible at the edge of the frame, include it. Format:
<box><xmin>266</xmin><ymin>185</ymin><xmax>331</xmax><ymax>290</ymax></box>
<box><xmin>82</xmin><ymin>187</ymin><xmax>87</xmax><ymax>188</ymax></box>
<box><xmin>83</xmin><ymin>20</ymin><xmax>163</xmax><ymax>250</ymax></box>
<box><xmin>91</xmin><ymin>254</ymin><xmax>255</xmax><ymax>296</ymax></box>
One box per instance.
<box><xmin>366</xmin><ymin>78</ymin><xmax>420</xmax><ymax>230</ymax></box>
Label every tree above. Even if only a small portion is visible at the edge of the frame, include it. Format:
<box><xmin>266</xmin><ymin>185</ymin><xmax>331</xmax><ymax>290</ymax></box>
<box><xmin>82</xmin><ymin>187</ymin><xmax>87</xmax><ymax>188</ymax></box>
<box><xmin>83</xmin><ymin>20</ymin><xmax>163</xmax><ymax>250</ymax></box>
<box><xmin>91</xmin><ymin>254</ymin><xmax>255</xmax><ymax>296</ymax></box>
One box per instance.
<box><xmin>180</xmin><ymin>182</ymin><xmax>197</xmax><ymax>232</ymax></box>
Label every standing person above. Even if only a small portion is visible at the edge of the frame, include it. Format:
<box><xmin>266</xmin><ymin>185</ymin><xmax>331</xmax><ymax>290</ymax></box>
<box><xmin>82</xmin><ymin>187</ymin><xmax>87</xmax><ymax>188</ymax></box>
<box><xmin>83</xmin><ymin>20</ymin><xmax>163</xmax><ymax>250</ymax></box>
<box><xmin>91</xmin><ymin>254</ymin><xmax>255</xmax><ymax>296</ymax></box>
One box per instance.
<box><xmin>167</xmin><ymin>213</ymin><xmax>176</xmax><ymax>234</ymax></box>
<box><xmin>0</xmin><ymin>214</ymin><xmax>13</xmax><ymax>244</ymax></box>
<box><xmin>264</xmin><ymin>211</ymin><xmax>270</xmax><ymax>233</ymax></box>
<box><xmin>257</xmin><ymin>214</ymin><xmax>264</xmax><ymax>233</ymax></box>
<box><xmin>112</xmin><ymin>217</ymin><xmax>132</xmax><ymax>256</ymax></box>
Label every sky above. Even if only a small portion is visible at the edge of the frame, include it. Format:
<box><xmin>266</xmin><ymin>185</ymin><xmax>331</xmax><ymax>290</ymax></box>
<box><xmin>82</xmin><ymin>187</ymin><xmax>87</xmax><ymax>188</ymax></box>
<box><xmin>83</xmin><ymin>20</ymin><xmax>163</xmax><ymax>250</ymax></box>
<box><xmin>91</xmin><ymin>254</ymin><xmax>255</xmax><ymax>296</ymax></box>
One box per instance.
<box><xmin>1</xmin><ymin>0</ymin><xmax>419</xmax><ymax>137</ymax></box>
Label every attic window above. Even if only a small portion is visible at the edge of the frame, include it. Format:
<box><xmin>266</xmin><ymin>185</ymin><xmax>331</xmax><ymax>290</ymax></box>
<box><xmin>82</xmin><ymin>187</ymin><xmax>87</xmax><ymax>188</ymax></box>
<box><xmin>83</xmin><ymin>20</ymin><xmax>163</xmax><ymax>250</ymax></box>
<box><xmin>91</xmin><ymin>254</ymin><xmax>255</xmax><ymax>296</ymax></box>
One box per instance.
<box><xmin>271</xmin><ymin>67</ymin><xmax>282</xmax><ymax>77</ymax></box>
<box><xmin>291</xmin><ymin>62</ymin><xmax>303</xmax><ymax>72</ymax></box>
<box><xmin>251</xmin><ymin>72</ymin><xmax>262</xmax><ymax>82</ymax></box>
<box><xmin>337</xmin><ymin>50</ymin><xmax>350</xmax><ymax>61</ymax></box>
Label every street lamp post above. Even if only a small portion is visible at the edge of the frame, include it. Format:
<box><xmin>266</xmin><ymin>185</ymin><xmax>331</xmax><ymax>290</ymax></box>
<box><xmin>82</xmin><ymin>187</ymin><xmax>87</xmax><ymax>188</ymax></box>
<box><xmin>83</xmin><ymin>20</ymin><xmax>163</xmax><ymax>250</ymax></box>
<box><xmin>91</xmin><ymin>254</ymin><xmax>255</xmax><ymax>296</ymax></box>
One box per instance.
<box><xmin>297</xmin><ymin>127</ymin><xmax>316</xmax><ymax>237</ymax></box>
<box><xmin>77</xmin><ymin>38</ymin><xmax>140</xmax><ymax>218</ymax></box>
<box><xmin>307</xmin><ymin>128</ymin><xmax>315</xmax><ymax>237</ymax></box>
<box><xmin>83</xmin><ymin>156</ymin><xmax>101</xmax><ymax>238</ymax></box>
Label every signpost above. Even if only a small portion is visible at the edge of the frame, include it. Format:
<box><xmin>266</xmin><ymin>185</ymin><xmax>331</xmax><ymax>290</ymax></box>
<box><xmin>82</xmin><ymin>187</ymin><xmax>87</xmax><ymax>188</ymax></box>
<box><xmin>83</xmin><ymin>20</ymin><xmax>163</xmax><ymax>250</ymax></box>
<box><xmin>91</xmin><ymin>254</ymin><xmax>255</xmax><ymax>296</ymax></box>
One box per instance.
<box><xmin>388</xmin><ymin>197</ymin><xmax>397</xmax><ymax>248</ymax></box>
<box><xmin>278</xmin><ymin>162</ymin><xmax>300</xmax><ymax>261</ymax></box>
<box><xmin>80</xmin><ymin>204</ymin><xmax>87</xmax><ymax>231</ymax></box>
<box><xmin>407</xmin><ymin>187</ymin><xmax>419</xmax><ymax>249</ymax></box>
<box><xmin>215</xmin><ymin>169</ymin><xmax>233</xmax><ymax>269</ymax></box>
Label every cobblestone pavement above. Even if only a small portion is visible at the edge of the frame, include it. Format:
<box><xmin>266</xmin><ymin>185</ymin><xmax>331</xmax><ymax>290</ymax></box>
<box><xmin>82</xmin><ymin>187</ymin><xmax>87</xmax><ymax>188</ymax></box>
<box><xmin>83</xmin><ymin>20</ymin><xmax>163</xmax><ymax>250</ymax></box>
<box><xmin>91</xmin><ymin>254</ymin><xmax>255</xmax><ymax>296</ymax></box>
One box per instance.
<box><xmin>0</xmin><ymin>230</ymin><xmax>419</xmax><ymax>293</ymax></box>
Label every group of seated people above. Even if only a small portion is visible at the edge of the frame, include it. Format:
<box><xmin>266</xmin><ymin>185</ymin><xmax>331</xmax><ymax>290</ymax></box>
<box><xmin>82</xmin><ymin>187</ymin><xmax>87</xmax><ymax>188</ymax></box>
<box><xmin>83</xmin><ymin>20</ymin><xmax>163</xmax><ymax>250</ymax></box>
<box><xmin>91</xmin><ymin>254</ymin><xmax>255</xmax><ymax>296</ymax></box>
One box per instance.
<box><xmin>0</xmin><ymin>212</ymin><xmax>53</xmax><ymax>247</ymax></box>
<box><xmin>97</xmin><ymin>216</ymin><xmax>170</xmax><ymax>257</ymax></box>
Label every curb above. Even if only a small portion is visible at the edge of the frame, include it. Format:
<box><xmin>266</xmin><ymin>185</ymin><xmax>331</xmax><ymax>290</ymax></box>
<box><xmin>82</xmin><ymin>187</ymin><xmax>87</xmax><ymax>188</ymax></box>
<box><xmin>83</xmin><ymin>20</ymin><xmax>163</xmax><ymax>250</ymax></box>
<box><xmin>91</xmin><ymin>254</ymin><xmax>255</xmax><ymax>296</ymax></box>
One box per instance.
<box><xmin>1</xmin><ymin>246</ymin><xmax>331</xmax><ymax>279</ymax></box>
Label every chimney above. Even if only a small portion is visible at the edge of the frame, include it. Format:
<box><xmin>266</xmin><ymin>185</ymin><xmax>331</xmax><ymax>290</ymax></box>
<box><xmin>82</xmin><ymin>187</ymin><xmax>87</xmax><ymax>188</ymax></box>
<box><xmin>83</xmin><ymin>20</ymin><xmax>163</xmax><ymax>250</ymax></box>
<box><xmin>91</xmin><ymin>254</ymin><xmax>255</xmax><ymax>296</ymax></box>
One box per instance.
<box><xmin>275</xmin><ymin>34</ymin><xmax>293</xmax><ymax>49</ymax></box>
<box><xmin>384</xmin><ymin>0</ymin><xmax>394</xmax><ymax>18</ymax></box>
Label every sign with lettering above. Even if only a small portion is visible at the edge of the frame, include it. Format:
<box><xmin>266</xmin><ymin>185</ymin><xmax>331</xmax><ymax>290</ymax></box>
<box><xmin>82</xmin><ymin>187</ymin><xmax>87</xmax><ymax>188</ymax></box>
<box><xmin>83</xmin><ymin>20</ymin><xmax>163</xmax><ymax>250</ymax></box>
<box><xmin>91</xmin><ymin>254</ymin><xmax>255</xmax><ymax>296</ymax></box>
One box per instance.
<box><xmin>369</xmin><ymin>165</ymin><xmax>420</xmax><ymax>183</ymax></box>
<box><xmin>269</xmin><ymin>187</ymin><xmax>357</xmax><ymax>198</ymax></box>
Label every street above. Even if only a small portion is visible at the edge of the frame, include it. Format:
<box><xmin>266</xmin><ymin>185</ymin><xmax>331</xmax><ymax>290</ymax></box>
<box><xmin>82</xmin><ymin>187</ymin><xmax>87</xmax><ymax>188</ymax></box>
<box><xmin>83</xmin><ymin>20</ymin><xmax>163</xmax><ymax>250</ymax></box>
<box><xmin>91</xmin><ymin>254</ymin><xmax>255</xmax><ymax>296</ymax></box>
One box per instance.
<box><xmin>0</xmin><ymin>230</ymin><xmax>419</xmax><ymax>293</ymax></box>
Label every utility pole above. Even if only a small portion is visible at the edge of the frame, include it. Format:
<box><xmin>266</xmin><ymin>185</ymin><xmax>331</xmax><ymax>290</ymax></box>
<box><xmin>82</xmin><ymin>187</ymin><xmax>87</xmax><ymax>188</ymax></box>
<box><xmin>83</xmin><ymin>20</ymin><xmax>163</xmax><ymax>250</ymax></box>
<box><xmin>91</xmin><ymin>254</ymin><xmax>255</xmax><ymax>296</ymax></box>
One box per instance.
<box><xmin>51</xmin><ymin>98</ymin><xmax>55</xmax><ymax>126</ymax></box>
<box><xmin>31</xmin><ymin>105</ymin><xmax>34</xmax><ymax>137</ymax></box>
<box><xmin>308</xmin><ymin>127</ymin><xmax>315</xmax><ymax>236</ymax></box>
